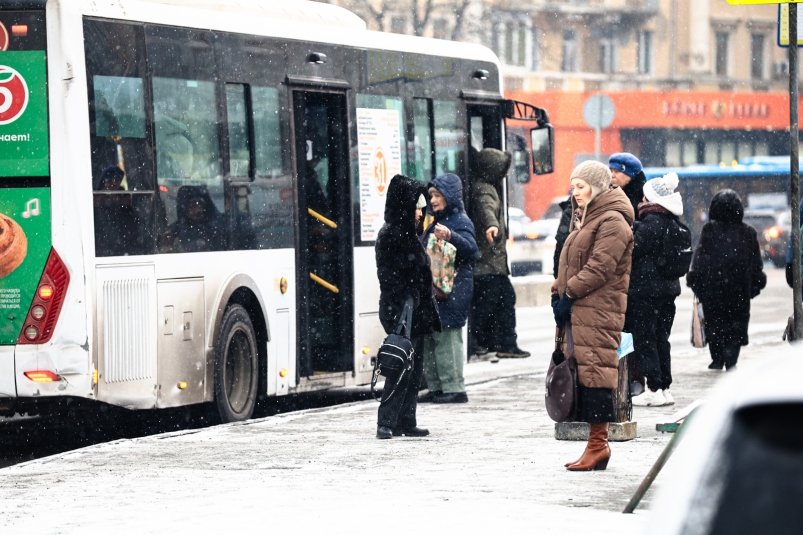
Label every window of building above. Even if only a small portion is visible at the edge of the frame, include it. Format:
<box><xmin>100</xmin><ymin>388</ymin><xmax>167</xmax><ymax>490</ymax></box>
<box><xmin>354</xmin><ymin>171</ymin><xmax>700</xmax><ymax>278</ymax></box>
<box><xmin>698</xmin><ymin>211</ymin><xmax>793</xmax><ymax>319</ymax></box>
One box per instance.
<box><xmin>715</xmin><ymin>32</ymin><xmax>729</xmax><ymax>77</ymax></box>
<box><xmin>599</xmin><ymin>38</ymin><xmax>616</xmax><ymax>73</ymax></box>
<box><xmin>433</xmin><ymin>18</ymin><xmax>448</xmax><ymax>40</ymax></box>
<box><xmin>561</xmin><ymin>29</ymin><xmax>577</xmax><ymax>72</ymax></box>
<box><xmin>391</xmin><ymin>16</ymin><xmax>406</xmax><ymax>34</ymax></box>
<box><xmin>638</xmin><ymin>31</ymin><xmax>653</xmax><ymax>75</ymax></box>
<box><xmin>516</xmin><ymin>22</ymin><xmax>527</xmax><ymax>67</ymax></box>
<box><xmin>751</xmin><ymin>34</ymin><xmax>765</xmax><ymax>80</ymax></box>
<box><xmin>531</xmin><ymin>26</ymin><xmax>540</xmax><ymax>71</ymax></box>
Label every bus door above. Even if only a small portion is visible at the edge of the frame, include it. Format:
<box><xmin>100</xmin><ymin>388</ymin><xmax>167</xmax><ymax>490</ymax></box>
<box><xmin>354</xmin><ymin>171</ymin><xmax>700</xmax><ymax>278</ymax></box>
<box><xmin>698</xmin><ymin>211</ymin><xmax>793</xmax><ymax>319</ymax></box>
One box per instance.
<box><xmin>291</xmin><ymin>90</ymin><xmax>354</xmax><ymax>377</ymax></box>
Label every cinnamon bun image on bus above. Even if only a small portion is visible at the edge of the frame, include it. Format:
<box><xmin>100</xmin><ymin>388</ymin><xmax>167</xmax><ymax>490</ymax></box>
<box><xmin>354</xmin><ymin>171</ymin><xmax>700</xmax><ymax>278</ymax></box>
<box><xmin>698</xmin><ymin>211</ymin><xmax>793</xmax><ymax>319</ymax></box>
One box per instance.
<box><xmin>0</xmin><ymin>212</ymin><xmax>27</xmax><ymax>278</ymax></box>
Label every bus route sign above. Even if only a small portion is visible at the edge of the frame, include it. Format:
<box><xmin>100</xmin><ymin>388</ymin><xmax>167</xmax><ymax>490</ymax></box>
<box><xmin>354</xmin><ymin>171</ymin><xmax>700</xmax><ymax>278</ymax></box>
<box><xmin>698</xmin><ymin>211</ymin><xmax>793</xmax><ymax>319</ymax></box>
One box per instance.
<box><xmin>0</xmin><ymin>51</ymin><xmax>49</xmax><ymax>177</ymax></box>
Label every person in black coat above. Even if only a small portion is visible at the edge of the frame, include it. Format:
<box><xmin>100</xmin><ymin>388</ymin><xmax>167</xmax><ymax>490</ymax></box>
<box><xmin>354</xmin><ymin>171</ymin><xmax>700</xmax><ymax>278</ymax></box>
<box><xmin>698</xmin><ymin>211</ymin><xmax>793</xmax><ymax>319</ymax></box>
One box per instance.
<box><xmin>627</xmin><ymin>173</ymin><xmax>684</xmax><ymax>407</ymax></box>
<box><xmin>609</xmin><ymin>152</ymin><xmax>646</xmax><ymax>220</ymax></box>
<box><xmin>375</xmin><ymin>175</ymin><xmax>441</xmax><ymax>439</ymax></box>
<box><xmin>687</xmin><ymin>189</ymin><xmax>767</xmax><ymax>371</ymax></box>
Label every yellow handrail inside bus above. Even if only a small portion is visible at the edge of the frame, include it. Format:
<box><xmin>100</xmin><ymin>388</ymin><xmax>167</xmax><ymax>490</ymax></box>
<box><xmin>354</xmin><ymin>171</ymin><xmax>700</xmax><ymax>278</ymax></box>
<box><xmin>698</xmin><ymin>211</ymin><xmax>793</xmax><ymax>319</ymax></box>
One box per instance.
<box><xmin>307</xmin><ymin>208</ymin><xmax>337</xmax><ymax>229</ymax></box>
<box><xmin>310</xmin><ymin>272</ymin><xmax>339</xmax><ymax>294</ymax></box>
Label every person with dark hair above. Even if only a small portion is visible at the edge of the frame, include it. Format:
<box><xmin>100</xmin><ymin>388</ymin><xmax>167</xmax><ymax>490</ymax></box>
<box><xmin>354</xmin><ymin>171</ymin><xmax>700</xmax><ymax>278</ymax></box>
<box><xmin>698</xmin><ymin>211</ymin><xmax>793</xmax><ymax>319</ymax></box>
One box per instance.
<box><xmin>469</xmin><ymin>148</ymin><xmax>530</xmax><ymax>360</ymax></box>
<box><xmin>552</xmin><ymin>160</ymin><xmax>634</xmax><ymax>471</ymax></box>
<box><xmin>687</xmin><ymin>189</ymin><xmax>766</xmax><ymax>371</ymax></box>
<box><xmin>375</xmin><ymin>175</ymin><xmax>441</xmax><ymax>439</ymax></box>
<box><xmin>609</xmin><ymin>152</ymin><xmax>646</xmax><ymax>219</ymax></box>
<box><xmin>161</xmin><ymin>185</ymin><xmax>224</xmax><ymax>253</ymax></box>
<box><xmin>421</xmin><ymin>173</ymin><xmax>479</xmax><ymax>404</ymax></box>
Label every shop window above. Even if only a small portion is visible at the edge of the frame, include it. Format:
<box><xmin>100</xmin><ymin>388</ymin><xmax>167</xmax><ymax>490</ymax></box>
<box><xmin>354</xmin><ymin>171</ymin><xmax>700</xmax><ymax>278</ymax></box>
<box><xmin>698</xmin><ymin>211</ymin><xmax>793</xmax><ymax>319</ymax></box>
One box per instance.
<box><xmin>666</xmin><ymin>142</ymin><xmax>681</xmax><ymax>167</ymax></box>
<box><xmin>682</xmin><ymin>141</ymin><xmax>697</xmax><ymax>166</ymax></box>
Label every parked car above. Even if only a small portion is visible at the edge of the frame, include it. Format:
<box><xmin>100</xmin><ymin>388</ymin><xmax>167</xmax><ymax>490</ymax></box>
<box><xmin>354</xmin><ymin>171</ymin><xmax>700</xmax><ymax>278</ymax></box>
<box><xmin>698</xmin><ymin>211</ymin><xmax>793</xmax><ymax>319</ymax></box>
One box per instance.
<box><xmin>507</xmin><ymin>207</ymin><xmax>559</xmax><ymax>276</ymax></box>
<box><xmin>743</xmin><ymin>208</ymin><xmax>788</xmax><ymax>267</ymax></box>
<box><xmin>646</xmin><ymin>351</ymin><xmax>803</xmax><ymax>534</ymax></box>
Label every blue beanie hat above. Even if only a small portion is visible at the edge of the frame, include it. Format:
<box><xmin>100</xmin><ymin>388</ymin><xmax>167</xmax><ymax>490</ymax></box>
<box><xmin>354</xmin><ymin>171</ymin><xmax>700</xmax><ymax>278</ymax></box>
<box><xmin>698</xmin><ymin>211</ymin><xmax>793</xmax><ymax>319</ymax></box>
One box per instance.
<box><xmin>608</xmin><ymin>152</ymin><xmax>643</xmax><ymax>178</ymax></box>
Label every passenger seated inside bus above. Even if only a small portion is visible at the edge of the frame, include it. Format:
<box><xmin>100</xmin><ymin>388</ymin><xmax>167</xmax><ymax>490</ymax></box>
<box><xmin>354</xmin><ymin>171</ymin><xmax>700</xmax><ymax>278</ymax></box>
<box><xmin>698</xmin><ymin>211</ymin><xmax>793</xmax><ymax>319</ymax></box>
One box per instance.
<box><xmin>94</xmin><ymin>165</ymin><xmax>136</xmax><ymax>257</ymax></box>
<box><xmin>160</xmin><ymin>185</ymin><xmax>224</xmax><ymax>253</ymax></box>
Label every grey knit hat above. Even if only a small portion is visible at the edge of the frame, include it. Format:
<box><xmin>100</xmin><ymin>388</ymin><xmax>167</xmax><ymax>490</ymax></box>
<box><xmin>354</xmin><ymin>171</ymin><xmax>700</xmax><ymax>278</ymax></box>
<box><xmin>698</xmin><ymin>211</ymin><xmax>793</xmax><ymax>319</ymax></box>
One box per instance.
<box><xmin>570</xmin><ymin>160</ymin><xmax>611</xmax><ymax>197</ymax></box>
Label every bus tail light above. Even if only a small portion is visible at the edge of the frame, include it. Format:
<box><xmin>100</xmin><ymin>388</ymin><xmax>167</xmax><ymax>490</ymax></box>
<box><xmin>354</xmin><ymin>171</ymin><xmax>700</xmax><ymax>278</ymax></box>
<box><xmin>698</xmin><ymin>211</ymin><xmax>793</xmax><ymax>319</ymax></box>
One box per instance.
<box><xmin>17</xmin><ymin>249</ymin><xmax>70</xmax><ymax>345</ymax></box>
<box><xmin>24</xmin><ymin>370</ymin><xmax>61</xmax><ymax>383</ymax></box>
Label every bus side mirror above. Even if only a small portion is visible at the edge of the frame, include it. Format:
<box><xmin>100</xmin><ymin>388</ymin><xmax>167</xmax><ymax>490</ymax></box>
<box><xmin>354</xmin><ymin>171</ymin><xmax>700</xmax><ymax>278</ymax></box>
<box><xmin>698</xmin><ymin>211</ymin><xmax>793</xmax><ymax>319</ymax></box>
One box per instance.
<box><xmin>530</xmin><ymin>124</ymin><xmax>554</xmax><ymax>175</ymax></box>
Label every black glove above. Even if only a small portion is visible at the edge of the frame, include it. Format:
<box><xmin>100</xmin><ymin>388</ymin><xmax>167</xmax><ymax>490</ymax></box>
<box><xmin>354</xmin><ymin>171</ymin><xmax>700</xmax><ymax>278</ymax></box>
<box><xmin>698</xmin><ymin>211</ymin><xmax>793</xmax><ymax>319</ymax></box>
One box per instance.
<box><xmin>553</xmin><ymin>294</ymin><xmax>575</xmax><ymax>328</ymax></box>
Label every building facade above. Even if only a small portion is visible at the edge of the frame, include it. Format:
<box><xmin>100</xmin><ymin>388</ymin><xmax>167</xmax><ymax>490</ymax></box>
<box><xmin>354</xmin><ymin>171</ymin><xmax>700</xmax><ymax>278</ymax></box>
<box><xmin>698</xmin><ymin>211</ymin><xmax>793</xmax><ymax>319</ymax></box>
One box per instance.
<box><xmin>319</xmin><ymin>0</ymin><xmax>798</xmax><ymax>218</ymax></box>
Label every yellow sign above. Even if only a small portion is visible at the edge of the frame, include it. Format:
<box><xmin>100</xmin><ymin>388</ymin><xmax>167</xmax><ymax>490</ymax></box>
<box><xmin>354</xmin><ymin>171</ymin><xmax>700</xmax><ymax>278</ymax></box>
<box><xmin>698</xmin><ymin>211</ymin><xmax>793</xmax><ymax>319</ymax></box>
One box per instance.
<box><xmin>779</xmin><ymin>4</ymin><xmax>803</xmax><ymax>46</ymax></box>
<box><xmin>729</xmin><ymin>1</ymin><xmax>801</xmax><ymax>4</ymax></box>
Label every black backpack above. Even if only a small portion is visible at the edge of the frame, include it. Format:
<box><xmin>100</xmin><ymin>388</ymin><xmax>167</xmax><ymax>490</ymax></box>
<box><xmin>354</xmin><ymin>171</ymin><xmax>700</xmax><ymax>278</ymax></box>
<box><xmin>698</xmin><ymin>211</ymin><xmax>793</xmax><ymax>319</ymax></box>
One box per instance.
<box><xmin>655</xmin><ymin>218</ymin><xmax>693</xmax><ymax>280</ymax></box>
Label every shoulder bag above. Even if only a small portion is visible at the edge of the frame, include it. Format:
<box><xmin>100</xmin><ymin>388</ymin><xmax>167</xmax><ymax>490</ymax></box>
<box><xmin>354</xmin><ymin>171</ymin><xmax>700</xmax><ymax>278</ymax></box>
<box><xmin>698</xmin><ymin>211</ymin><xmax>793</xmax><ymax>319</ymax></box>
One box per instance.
<box><xmin>371</xmin><ymin>297</ymin><xmax>414</xmax><ymax>401</ymax></box>
<box><xmin>545</xmin><ymin>325</ymin><xmax>578</xmax><ymax>423</ymax></box>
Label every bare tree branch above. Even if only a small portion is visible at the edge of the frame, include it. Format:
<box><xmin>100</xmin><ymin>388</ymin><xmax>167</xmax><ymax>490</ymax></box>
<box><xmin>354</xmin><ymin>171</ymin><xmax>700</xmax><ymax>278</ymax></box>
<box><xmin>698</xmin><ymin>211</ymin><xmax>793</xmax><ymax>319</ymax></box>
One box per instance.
<box><xmin>412</xmin><ymin>0</ymin><xmax>435</xmax><ymax>37</ymax></box>
<box><xmin>450</xmin><ymin>0</ymin><xmax>473</xmax><ymax>41</ymax></box>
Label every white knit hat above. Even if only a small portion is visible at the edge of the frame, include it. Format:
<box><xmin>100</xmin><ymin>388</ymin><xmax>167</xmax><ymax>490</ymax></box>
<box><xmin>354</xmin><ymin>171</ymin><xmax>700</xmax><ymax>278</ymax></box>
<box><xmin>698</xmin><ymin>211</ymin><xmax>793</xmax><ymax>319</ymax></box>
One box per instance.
<box><xmin>644</xmin><ymin>172</ymin><xmax>683</xmax><ymax>216</ymax></box>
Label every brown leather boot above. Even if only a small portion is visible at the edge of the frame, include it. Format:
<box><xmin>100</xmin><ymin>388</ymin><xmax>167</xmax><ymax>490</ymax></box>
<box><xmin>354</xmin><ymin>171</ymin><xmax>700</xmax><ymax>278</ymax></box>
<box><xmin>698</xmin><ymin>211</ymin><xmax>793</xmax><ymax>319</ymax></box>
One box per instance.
<box><xmin>566</xmin><ymin>423</ymin><xmax>611</xmax><ymax>471</ymax></box>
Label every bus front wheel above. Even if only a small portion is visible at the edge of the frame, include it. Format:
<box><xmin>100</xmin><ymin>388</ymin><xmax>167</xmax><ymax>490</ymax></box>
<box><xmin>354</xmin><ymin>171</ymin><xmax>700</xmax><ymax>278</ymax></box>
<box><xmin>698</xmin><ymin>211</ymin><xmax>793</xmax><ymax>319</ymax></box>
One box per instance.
<box><xmin>214</xmin><ymin>304</ymin><xmax>259</xmax><ymax>423</ymax></box>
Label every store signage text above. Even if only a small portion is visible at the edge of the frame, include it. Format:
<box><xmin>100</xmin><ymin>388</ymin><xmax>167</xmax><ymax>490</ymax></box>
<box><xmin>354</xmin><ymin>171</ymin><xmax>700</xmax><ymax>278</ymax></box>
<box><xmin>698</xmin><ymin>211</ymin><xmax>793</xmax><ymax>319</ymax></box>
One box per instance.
<box><xmin>661</xmin><ymin>99</ymin><xmax>770</xmax><ymax>120</ymax></box>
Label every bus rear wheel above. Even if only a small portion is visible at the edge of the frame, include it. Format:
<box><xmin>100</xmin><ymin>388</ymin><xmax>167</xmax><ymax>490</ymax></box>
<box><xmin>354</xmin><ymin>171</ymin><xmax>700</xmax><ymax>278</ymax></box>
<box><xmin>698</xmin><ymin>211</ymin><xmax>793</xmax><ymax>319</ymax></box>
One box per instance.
<box><xmin>214</xmin><ymin>304</ymin><xmax>259</xmax><ymax>423</ymax></box>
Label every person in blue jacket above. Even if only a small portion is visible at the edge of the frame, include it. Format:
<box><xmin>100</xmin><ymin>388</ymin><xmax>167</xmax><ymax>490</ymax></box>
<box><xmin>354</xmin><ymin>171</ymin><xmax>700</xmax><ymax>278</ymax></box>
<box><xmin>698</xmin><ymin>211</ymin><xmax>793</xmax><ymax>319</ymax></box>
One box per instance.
<box><xmin>421</xmin><ymin>173</ymin><xmax>479</xmax><ymax>404</ymax></box>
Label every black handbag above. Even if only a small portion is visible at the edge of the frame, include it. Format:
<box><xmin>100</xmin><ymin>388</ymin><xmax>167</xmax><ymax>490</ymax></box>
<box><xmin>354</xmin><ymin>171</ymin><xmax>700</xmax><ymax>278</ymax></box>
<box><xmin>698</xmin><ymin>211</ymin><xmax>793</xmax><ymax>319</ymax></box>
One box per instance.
<box><xmin>545</xmin><ymin>325</ymin><xmax>578</xmax><ymax>423</ymax></box>
<box><xmin>371</xmin><ymin>298</ymin><xmax>414</xmax><ymax>401</ymax></box>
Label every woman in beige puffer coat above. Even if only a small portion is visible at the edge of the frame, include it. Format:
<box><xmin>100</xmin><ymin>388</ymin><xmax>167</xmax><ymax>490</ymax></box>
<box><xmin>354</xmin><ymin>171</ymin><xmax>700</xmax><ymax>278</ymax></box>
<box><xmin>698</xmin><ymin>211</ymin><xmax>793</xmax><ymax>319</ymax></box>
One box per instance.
<box><xmin>552</xmin><ymin>160</ymin><xmax>634</xmax><ymax>471</ymax></box>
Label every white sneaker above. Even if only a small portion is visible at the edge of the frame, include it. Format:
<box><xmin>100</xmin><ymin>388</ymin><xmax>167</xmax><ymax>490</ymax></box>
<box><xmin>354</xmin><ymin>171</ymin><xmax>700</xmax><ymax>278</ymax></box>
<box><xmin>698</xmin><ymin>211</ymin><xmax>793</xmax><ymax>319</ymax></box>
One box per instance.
<box><xmin>661</xmin><ymin>389</ymin><xmax>675</xmax><ymax>405</ymax></box>
<box><xmin>632</xmin><ymin>389</ymin><xmax>667</xmax><ymax>407</ymax></box>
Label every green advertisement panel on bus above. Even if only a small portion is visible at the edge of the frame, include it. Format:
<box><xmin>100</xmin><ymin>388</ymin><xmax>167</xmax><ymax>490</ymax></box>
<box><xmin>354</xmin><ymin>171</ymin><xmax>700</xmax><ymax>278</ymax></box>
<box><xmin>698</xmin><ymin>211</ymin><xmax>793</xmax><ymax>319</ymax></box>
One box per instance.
<box><xmin>0</xmin><ymin>50</ymin><xmax>49</xmax><ymax>177</ymax></box>
<box><xmin>0</xmin><ymin>188</ymin><xmax>51</xmax><ymax>344</ymax></box>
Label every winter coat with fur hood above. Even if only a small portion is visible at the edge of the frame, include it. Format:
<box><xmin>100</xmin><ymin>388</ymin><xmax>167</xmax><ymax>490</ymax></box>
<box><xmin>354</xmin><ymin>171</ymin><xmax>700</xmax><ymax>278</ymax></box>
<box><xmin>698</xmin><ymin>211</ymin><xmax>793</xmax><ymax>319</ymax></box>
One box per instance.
<box><xmin>376</xmin><ymin>175</ymin><xmax>441</xmax><ymax>338</ymax></box>
<box><xmin>555</xmin><ymin>186</ymin><xmax>634</xmax><ymax>390</ymax></box>
<box><xmin>470</xmin><ymin>148</ymin><xmax>511</xmax><ymax>277</ymax></box>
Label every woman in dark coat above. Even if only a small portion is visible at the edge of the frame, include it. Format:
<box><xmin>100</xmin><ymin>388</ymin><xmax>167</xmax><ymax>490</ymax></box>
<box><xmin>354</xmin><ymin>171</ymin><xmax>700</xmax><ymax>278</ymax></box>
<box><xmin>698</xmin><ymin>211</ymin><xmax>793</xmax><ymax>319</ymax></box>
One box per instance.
<box><xmin>687</xmin><ymin>189</ymin><xmax>766</xmax><ymax>371</ymax></box>
<box><xmin>375</xmin><ymin>175</ymin><xmax>441</xmax><ymax>439</ymax></box>
<box><xmin>421</xmin><ymin>173</ymin><xmax>479</xmax><ymax>404</ymax></box>
<box><xmin>627</xmin><ymin>173</ymin><xmax>684</xmax><ymax>407</ymax></box>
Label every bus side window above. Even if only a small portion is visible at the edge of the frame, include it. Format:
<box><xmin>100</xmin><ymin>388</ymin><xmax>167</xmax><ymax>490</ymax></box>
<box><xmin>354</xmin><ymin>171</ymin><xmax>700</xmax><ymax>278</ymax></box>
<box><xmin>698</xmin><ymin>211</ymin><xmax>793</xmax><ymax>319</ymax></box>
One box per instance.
<box><xmin>85</xmin><ymin>19</ymin><xmax>156</xmax><ymax>256</ymax></box>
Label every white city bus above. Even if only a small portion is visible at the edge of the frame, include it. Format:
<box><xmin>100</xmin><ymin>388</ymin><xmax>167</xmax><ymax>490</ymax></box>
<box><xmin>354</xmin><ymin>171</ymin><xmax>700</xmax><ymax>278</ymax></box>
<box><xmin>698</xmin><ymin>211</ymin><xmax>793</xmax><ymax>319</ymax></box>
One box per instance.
<box><xmin>0</xmin><ymin>0</ymin><xmax>553</xmax><ymax>422</ymax></box>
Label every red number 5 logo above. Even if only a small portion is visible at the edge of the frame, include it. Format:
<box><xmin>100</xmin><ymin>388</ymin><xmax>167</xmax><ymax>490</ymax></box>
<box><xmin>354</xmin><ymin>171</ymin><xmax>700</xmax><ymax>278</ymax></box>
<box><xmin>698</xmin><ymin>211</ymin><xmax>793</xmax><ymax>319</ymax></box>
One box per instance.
<box><xmin>0</xmin><ymin>66</ymin><xmax>29</xmax><ymax>125</ymax></box>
